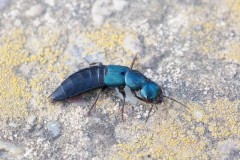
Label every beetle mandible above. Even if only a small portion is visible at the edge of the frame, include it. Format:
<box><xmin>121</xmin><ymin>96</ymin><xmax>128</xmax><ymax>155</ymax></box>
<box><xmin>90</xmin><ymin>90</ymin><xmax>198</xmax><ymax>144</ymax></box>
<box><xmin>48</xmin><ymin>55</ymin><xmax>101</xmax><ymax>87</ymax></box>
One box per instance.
<box><xmin>50</xmin><ymin>55</ymin><xmax>188</xmax><ymax>122</ymax></box>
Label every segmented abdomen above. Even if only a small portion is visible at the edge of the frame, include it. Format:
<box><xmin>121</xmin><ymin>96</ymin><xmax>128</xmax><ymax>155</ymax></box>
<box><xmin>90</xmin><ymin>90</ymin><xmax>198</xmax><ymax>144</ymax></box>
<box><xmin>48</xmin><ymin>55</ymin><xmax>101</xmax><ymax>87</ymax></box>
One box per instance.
<box><xmin>51</xmin><ymin>65</ymin><xmax>107</xmax><ymax>101</ymax></box>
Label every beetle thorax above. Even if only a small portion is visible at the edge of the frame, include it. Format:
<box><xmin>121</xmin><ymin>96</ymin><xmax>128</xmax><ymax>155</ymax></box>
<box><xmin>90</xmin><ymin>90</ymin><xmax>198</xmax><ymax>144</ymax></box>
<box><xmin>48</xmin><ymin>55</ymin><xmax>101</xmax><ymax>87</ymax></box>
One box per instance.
<box><xmin>125</xmin><ymin>70</ymin><xmax>161</xmax><ymax>101</ymax></box>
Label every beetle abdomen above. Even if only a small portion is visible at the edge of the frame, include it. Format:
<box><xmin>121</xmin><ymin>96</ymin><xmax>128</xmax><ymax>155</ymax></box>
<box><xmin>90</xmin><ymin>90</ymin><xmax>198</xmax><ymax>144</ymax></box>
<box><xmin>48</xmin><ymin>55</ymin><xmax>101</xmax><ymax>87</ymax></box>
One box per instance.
<box><xmin>51</xmin><ymin>65</ymin><xmax>107</xmax><ymax>101</ymax></box>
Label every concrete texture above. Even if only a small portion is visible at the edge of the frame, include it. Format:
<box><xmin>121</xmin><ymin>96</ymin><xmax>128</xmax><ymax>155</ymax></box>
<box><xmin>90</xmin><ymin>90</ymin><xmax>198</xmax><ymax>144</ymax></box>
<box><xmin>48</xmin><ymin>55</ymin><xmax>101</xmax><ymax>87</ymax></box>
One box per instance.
<box><xmin>0</xmin><ymin>0</ymin><xmax>240</xmax><ymax>159</ymax></box>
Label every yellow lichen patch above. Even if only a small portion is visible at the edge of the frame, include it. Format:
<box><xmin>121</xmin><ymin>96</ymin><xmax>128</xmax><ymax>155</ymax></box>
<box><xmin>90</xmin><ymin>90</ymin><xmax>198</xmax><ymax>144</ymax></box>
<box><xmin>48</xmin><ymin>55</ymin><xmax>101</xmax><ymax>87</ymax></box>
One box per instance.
<box><xmin>113</xmin><ymin>99</ymin><xmax>240</xmax><ymax>159</ymax></box>
<box><xmin>84</xmin><ymin>24</ymin><xmax>138</xmax><ymax>66</ymax></box>
<box><xmin>203</xmin><ymin>99</ymin><xmax>240</xmax><ymax>139</ymax></box>
<box><xmin>221</xmin><ymin>8</ymin><xmax>240</xmax><ymax>63</ymax></box>
<box><xmin>113</xmin><ymin>118</ymin><xmax>207</xmax><ymax>159</ymax></box>
<box><xmin>26</xmin><ymin>39</ymin><xmax>70</xmax><ymax>117</ymax></box>
<box><xmin>0</xmin><ymin>29</ymin><xmax>70</xmax><ymax>120</ymax></box>
<box><xmin>181</xmin><ymin>0</ymin><xmax>240</xmax><ymax>64</ymax></box>
<box><xmin>227</xmin><ymin>0</ymin><xmax>240</xmax><ymax>22</ymax></box>
<box><xmin>0</xmin><ymin>30</ymin><xmax>31</xmax><ymax>120</ymax></box>
<box><xmin>0</xmin><ymin>25</ymin><xmax>140</xmax><ymax>120</ymax></box>
<box><xmin>186</xmin><ymin>18</ymin><xmax>240</xmax><ymax>64</ymax></box>
<box><xmin>187</xmin><ymin>20</ymin><xmax>220</xmax><ymax>55</ymax></box>
<box><xmin>219</xmin><ymin>41</ymin><xmax>240</xmax><ymax>63</ymax></box>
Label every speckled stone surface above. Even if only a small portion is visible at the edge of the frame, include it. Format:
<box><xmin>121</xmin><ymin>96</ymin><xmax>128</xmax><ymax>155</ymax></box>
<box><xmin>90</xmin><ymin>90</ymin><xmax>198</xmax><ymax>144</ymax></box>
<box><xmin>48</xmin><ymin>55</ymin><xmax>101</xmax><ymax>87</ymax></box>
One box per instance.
<box><xmin>0</xmin><ymin>0</ymin><xmax>240</xmax><ymax>159</ymax></box>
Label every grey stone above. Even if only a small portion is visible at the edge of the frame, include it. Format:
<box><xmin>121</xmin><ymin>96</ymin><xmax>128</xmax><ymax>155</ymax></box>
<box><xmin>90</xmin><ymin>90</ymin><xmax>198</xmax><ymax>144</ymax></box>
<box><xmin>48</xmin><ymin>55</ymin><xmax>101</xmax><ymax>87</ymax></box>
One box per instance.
<box><xmin>25</xmin><ymin>115</ymin><xmax>37</xmax><ymax>132</ymax></box>
<box><xmin>0</xmin><ymin>140</ymin><xmax>25</xmax><ymax>157</ymax></box>
<box><xmin>27</xmin><ymin>115</ymin><xmax>37</xmax><ymax>126</ymax></box>
<box><xmin>8</xmin><ymin>122</ymin><xmax>19</xmax><ymax>128</ymax></box>
<box><xmin>25</xmin><ymin>4</ymin><xmax>45</xmax><ymax>17</ymax></box>
<box><xmin>47</xmin><ymin>121</ymin><xmax>61</xmax><ymax>139</ymax></box>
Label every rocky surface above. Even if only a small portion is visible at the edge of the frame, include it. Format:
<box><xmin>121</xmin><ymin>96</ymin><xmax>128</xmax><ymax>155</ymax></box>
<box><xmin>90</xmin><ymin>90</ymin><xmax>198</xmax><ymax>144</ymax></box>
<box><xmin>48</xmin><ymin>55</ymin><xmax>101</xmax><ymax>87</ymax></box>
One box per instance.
<box><xmin>0</xmin><ymin>0</ymin><xmax>240</xmax><ymax>159</ymax></box>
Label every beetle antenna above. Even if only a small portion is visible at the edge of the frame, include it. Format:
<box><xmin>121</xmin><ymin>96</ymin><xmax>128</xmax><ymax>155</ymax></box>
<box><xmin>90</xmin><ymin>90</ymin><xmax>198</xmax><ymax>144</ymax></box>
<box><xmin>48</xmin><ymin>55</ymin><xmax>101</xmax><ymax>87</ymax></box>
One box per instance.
<box><xmin>162</xmin><ymin>95</ymin><xmax>190</xmax><ymax>111</ymax></box>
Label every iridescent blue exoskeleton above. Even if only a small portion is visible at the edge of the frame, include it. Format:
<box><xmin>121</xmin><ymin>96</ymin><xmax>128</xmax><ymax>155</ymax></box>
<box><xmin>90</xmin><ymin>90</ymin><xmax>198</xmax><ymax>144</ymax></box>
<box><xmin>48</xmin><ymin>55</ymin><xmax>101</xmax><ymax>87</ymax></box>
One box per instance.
<box><xmin>50</xmin><ymin>56</ymin><xmax>187</xmax><ymax>122</ymax></box>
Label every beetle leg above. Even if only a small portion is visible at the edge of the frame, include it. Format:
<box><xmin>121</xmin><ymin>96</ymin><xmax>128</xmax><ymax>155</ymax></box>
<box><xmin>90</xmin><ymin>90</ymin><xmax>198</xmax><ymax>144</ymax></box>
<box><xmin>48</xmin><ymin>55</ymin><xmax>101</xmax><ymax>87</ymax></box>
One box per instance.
<box><xmin>130</xmin><ymin>89</ymin><xmax>155</xmax><ymax>122</ymax></box>
<box><xmin>145</xmin><ymin>105</ymin><xmax>154</xmax><ymax>122</ymax></box>
<box><xmin>118</xmin><ymin>86</ymin><xmax>126</xmax><ymax>122</ymax></box>
<box><xmin>89</xmin><ymin>62</ymin><xmax>103</xmax><ymax>67</ymax></box>
<box><xmin>84</xmin><ymin>58</ymin><xmax>103</xmax><ymax>67</ymax></box>
<box><xmin>130</xmin><ymin>89</ymin><xmax>152</xmax><ymax>103</ymax></box>
<box><xmin>130</xmin><ymin>54</ymin><xmax>138</xmax><ymax>69</ymax></box>
<box><xmin>130</xmin><ymin>89</ymin><xmax>143</xmax><ymax>101</ymax></box>
<box><xmin>88</xmin><ymin>87</ymin><xmax>106</xmax><ymax>116</ymax></box>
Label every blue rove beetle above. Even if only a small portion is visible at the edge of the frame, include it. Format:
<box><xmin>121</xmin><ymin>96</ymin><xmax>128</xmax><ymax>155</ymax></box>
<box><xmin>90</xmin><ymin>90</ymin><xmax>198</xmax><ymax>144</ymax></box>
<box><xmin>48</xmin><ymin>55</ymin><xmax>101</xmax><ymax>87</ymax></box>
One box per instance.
<box><xmin>50</xmin><ymin>56</ymin><xmax>188</xmax><ymax>122</ymax></box>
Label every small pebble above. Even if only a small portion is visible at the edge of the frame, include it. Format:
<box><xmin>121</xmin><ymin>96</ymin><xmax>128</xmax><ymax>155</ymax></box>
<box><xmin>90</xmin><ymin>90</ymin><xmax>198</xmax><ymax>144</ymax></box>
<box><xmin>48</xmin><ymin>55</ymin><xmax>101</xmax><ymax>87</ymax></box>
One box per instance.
<box><xmin>95</xmin><ymin>52</ymin><xmax>105</xmax><ymax>62</ymax></box>
<box><xmin>33</xmin><ymin>151</ymin><xmax>38</xmax><ymax>156</ymax></box>
<box><xmin>85</xmin><ymin>54</ymin><xmax>95</xmax><ymax>63</ymax></box>
<box><xmin>113</xmin><ymin>0</ymin><xmax>128</xmax><ymax>11</ymax></box>
<box><xmin>143</xmin><ymin>110</ymin><xmax>149</xmax><ymax>117</ymax></box>
<box><xmin>123</xmin><ymin>35</ymin><xmax>142</xmax><ymax>54</ymax></box>
<box><xmin>25</xmin><ymin>4</ymin><xmax>45</xmax><ymax>18</ymax></box>
<box><xmin>26</xmin><ymin>115</ymin><xmax>37</xmax><ymax>131</ymax></box>
<box><xmin>195</xmin><ymin>25</ymin><xmax>203</xmax><ymax>31</ymax></box>
<box><xmin>27</xmin><ymin>115</ymin><xmax>37</xmax><ymax>126</ymax></box>
<box><xmin>8</xmin><ymin>136</ymin><xmax>13</xmax><ymax>141</ymax></box>
<box><xmin>47</xmin><ymin>121</ymin><xmax>61</xmax><ymax>139</ymax></box>
<box><xmin>0</xmin><ymin>140</ymin><xmax>25</xmax><ymax>156</ymax></box>
<box><xmin>8</xmin><ymin>122</ymin><xmax>19</xmax><ymax>128</ymax></box>
<box><xmin>44</xmin><ymin>12</ymin><xmax>56</xmax><ymax>24</ymax></box>
<box><xmin>71</xmin><ymin>45</ymin><xmax>83</xmax><ymax>57</ymax></box>
<box><xmin>44</xmin><ymin>0</ymin><xmax>55</xmax><ymax>6</ymax></box>
<box><xmin>9</xmin><ymin>9</ymin><xmax>19</xmax><ymax>18</ymax></box>
<box><xmin>13</xmin><ymin>134</ymin><xmax>18</xmax><ymax>138</ymax></box>
<box><xmin>14</xmin><ymin>19</ymin><xmax>22</xmax><ymax>27</ymax></box>
<box><xmin>91</xmin><ymin>0</ymin><xmax>112</xmax><ymax>25</ymax></box>
<box><xmin>194</xmin><ymin>110</ymin><xmax>204</xmax><ymax>122</ymax></box>
<box><xmin>33</xmin><ymin>19</ymin><xmax>41</xmax><ymax>26</ymax></box>
<box><xmin>136</xmin><ymin>114</ymin><xmax>141</xmax><ymax>119</ymax></box>
<box><xmin>18</xmin><ymin>63</ymin><xmax>32</xmax><ymax>78</ymax></box>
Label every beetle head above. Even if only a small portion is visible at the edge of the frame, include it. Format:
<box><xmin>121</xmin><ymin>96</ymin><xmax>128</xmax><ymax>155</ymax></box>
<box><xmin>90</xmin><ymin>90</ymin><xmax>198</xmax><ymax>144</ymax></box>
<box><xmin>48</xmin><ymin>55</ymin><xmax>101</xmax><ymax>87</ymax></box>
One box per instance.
<box><xmin>140</xmin><ymin>82</ymin><xmax>189</xmax><ymax>111</ymax></box>
<box><xmin>140</xmin><ymin>82</ymin><xmax>163</xmax><ymax>104</ymax></box>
